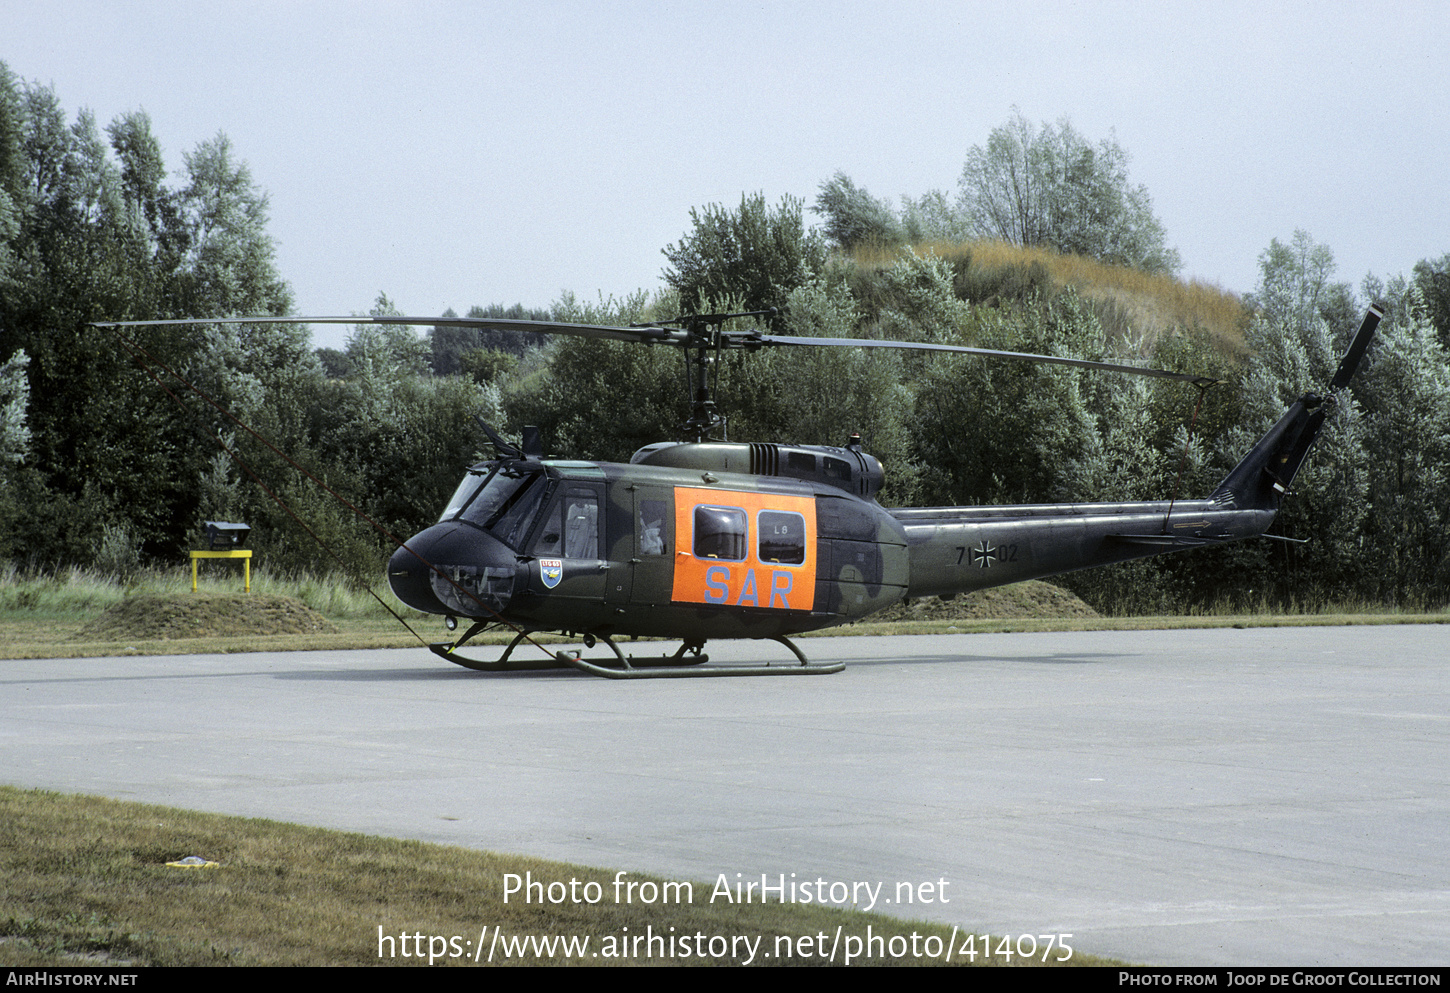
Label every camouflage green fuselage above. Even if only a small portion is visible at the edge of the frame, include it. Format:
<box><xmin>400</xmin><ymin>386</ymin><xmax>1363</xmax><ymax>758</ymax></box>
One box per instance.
<box><xmin>387</xmin><ymin>438</ymin><xmax>1279</xmax><ymax>642</ymax></box>
<box><xmin>475</xmin><ymin>456</ymin><xmax>911</xmax><ymax>640</ymax></box>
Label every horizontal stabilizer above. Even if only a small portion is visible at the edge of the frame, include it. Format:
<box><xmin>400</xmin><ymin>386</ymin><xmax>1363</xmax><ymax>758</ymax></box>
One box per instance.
<box><xmin>1108</xmin><ymin>533</ymin><xmax>1219</xmax><ymax>547</ymax></box>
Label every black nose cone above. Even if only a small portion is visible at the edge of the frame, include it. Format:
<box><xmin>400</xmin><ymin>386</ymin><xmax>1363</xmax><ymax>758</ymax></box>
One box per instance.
<box><xmin>388</xmin><ymin>522</ymin><xmax>519</xmax><ymax>618</ymax></box>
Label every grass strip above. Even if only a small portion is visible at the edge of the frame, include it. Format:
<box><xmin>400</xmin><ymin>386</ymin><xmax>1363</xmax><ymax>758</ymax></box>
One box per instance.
<box><xmin>1</xmin><ymin>567</ymin><xmax>1443</xmax><ymax>660</ymax></box>
<box><xmin>0</xmin><ymin>787</ymin><xmax>1112</xmax><ymax>967</ymax></box>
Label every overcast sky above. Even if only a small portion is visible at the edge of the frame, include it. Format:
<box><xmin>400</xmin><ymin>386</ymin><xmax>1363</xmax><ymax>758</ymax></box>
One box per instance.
<box><xmin>7</xmin><ymin>1</ymin><xmax>1448</xmax><ymax>349</ymax></box>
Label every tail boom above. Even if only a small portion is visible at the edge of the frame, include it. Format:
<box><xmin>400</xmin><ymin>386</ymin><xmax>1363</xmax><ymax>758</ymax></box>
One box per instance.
<box><xmin>895</xmin><ymin>499</ymin><xmax>1273</xmax><ymax>599</ymax></box>
<box><xmin>897</xmin><ymin>304</ymin><xmax>1382</xmax><ymax>600</ymax></box>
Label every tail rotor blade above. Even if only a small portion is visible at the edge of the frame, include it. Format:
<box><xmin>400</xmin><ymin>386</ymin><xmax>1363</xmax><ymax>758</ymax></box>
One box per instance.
<box><xmin>1329</xmin><ymin>303</ymin><xmax>1384</xmax><ymax>392</ymax></box>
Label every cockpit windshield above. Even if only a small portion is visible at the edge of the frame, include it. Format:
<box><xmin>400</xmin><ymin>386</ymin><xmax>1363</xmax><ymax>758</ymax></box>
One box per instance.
<box><xmin>439</xmin><ymin>470</ymin><xmax>488</xmax><ymax>521</ymax></box>
<box><xmin>441</xmin><ymin>463</ymin><xmax>548</xmax><ymax>549</ymax></box>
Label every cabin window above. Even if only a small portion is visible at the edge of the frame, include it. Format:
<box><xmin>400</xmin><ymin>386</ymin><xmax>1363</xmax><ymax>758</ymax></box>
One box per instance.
<box><xmin>563</xmin><ymin>490</ymin><xmax>599</xmax><ymax>558</ymax></box>
<box><xmin>757</xmin><ymin>510</ymin><xmax>806</xmax><ymax>565</ymax></box>
<box><xmin>533</xmin><ymin>486</ymin><xmax>601</xmax><ymax>559</ymax></box>
<box><xmin>823</xmin><ymin>456</ymin><xmax>851</xmax><ymax>482</ymax></box>
<box><xmin>639</xmin><ymin>499</ymin><xmax>669</xmax><ymax>556</ymax></box>
<box><xmin>693</xmin><ymin>505</ymin><xmax>746</xmax><ymax>561</ymax></box>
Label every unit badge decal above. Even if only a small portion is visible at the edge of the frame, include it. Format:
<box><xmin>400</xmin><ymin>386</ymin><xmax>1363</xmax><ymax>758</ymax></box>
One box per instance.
<box><xmin>540</xmin><ymin>558</ymin><xmax>563</xmax><ymax>589</ymax></box>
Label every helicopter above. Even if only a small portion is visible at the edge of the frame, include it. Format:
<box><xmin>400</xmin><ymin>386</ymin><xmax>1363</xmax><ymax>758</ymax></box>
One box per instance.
<box><xmin>94</xmin><ymin>302</ymin><xmax>1383</xmax><ymax>678</ymax></box>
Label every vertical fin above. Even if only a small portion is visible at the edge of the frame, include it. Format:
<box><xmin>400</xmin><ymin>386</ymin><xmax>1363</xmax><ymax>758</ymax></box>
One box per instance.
<box><xmin>1211</xmin><ymin>305</ymin><xmax>1383</xmax><ymax>510</ymax></box>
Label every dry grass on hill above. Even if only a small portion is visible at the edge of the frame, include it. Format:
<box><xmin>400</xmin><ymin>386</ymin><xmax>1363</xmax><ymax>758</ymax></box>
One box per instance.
<box><xmin>853</xmin><ymin>239</ymin><xmax>1248</xmax><ymax>358</ymax></box>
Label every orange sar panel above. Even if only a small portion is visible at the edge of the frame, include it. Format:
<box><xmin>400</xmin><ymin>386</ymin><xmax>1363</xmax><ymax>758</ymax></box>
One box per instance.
<box><xmin>671</xmin><ymin>487</ymin><xmax>817</xmax><ymax>610</ymax></box>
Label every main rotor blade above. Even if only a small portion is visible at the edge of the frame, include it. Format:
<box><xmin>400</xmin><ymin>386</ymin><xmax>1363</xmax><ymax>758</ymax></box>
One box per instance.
<box><xmin>92</xmin><ymin>315</ymin><xmax>1219</xmax><ymax>385</ymax></box>
<box><xmin>752</xmin><ymin>333</ymin><xmax>1223</xmax><ymax>387</ymax></box>
<box><xmin>90</xmin><ymin>315</ymin><xmax>685</xmax><ymax>346</ymax></box>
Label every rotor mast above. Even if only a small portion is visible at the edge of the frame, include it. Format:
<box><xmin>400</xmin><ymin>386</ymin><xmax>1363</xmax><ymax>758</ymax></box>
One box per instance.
<box><xmin>640</xmin><ymin>308</ymin><xmax>776</xmax><ymax>443</ymax></box>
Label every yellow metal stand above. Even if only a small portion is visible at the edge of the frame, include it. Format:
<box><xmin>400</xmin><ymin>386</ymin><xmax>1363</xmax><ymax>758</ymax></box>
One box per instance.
<box><xmin>190</xmin><ymin>549</ymin><xmax>253</xmax><ymax>592</ymax></box>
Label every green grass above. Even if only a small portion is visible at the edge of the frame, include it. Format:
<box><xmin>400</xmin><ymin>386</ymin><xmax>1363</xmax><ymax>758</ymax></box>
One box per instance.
<box><xmin>0</xmin><ymin>563</ymin><xmax>393</xmax><ymax>619</ymax></box>
<box><xmin>0</xmin><ymin>565</ymin><xmax>430</xmax><ymax>658</ymax></box>
<box><xmin>0</xmin><ymin>787</ymin><xmax>1112</xmax><ymax>967</ymax></box>
<box><xmin>0</xmin><ymin>565</ymin><xmax>1443</xmax><ymax>660</ymax></box>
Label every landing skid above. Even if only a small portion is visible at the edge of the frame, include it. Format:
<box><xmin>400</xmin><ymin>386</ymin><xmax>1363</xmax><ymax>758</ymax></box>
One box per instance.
<box><xmin>429</xmin><ymin>627</ymin><xmax>843</xmax><ymax>678</ymax></box>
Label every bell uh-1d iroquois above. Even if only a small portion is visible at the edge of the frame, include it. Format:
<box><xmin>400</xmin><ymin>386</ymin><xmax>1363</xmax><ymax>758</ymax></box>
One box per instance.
<box><xmin>94</xmin><ymin>303</ymin><xmax>1383</xmax><ymax>678</ymax></box>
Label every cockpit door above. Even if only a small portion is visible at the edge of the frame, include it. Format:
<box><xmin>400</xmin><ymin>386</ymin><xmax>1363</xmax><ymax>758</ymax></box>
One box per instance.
<box><xmin>530</xmin><ymin>481</ymin><xmax>606</xmax><ymax>602</ymax></box>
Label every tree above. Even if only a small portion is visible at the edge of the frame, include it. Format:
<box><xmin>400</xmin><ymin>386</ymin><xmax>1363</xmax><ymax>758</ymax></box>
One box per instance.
<box><xmin>1355</xmin><ymin>290</ymin><xmax>1450</xmax><ymax>605</ymax></box>
<box><xmin>812</xmin><ymin>171</ymin><xmax>901</xmax><ymax>251</ymax></box>
<box><xmin>0</xmin><ymin>69</ymin><xmax>308</xmax><ymax>566</ymax></box>
<box><xmin>171</xmin><ymin>133</ymin><xmax>291</xmax><ymax>319</ymax></box>
<box><xmin>345</xmin><ymin>293</ymin><xmax>429</xmax><ymax>381</ymax></box>
<box><xmin>0</xmin><ymin>79</ymin><xmax>198</xmax><ymax>564</ymax></box>
<box><xmin>503</xmin><ymin>290</ymin><xmax>678</xmax><ymax>462</ymax></box>
<box><xmin>720</xmin><ymin>271</ymin><xmax>919</xmax><ymax>503</ymax></box>
<box><xmin>315</xmin><ymin>347</ymin><xmax>351</xmax><ymax>378</ymax></box>
<box><xmin>912</xmin><ymin>292</ymin><xmax>1105</xmax><ymax>507</ymax></box>
<box><xmin>1212</xmin><ymin>234</ymin><xmax>1371</xmax><ymax>605</ymax></box>
<box><xmin>428</xmin><ymin>302</ymin><xmax>552</xmax><ymax>375</ymax></box>
<box><xmin>0</xmin><ymin>349</ymin><xmax>29</xmax><ymax>467</ymax></box>
<box><xmin>1410</xmin><ymin>252</ymin><xmax>1450</xmax><ymax>347</ymax></box>
<box><xmin>956</xmin><ymin>111</ymin><xmax>1180</xmax><ymax>274</ymax></box>
<box><xmin>899</xmin><ymin>188</ymin><xmax>972</xmax><ymax>244</ymax></box>
<box><xmin>458</xmin><ymin>347</ymin><xmax>518</xmax><ymax>385</ymax></box>
<box><xmin>1247</xmin><ymin>230</ymin><xmax>1354</xmax><ymax>337</ymax></box>
<box><xmin>106</xmin><ymin>111</ymin><xmax>187</xmax><ymax>292</ymax></box>
<box><xmin>0</xmin><ymin>349</ymin><xmax>34</xmax><ymax>562</ymax></box>
<box><xmin>0</xmin><ymin>63</ymin><xmax>25</xmax><ymax>296</ymax></box>
<box><xmin>661</xmin><ymin>192</ymin><xmax>827</xmax><ymax>320</ymax></box>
